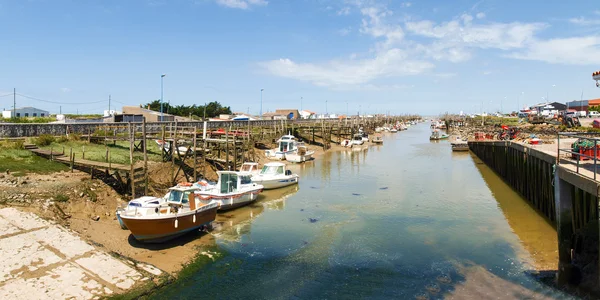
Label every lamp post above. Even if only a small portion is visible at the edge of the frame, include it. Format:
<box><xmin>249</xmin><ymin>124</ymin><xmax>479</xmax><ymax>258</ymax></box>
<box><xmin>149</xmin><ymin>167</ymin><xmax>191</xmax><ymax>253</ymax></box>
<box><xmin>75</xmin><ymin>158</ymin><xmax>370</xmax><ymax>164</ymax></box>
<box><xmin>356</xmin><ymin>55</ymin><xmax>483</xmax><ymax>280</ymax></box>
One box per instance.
<box><xmin>301</xmin><ymin>96</ymin><xmax>303</xmax><ymax>112</ymax></box>
<box><xmin>160</xmin><ymin>74</ymin><xmax>166</xmax><ymax>121</ymax></box>
<box><xmin>260</xmin><ymin>88</ymin><xmax>264</xmax><ymax>119</ymax></box>
<box><xmin>325</xmin><ymin>100</ymin><xmax>328</xmax><ymax>118</ymax></box>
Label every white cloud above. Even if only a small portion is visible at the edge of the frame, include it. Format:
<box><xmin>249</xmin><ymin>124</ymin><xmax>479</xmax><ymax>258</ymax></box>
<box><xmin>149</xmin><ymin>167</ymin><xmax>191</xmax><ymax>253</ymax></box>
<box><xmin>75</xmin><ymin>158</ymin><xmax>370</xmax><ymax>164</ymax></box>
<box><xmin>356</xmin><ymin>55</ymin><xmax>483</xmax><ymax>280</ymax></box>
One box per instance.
<box><xmin>215</xmin><ymin>0</ymin><xmax>267</xmax><ymax>9</ymax></box>
<box><xmin>259</xmin><ymin>49</ymin><xmax>434</xmax><ymax>87</ymax></box>
<box><xmin>337</xmin><ymin>6</ymin><xmax>350</xmax><ymax>16</ymax></box>
<box><xmin>509</xmin><ymin>36</ymin><xmax>600</xmax><ymax>65</ymax></box>
<box><xmin>476</xmin><ymin>12</ymin><xmax>485</xmax><ymax>19</ymax></box>
<box><xmin>60</xmin><ymin>88</ymin><xmax>71</xmax><ymax>93</ymax></box>
<box><xmin>433</xmin><ymin>73</ymin><xmax>457</xmax><ymax>78</ymax></box>
<box><xmin>401</xmin><ymin>2</ymin><xmax>411</xmax><ymax>8</ymax></box>
<box><xmin>569</xmin><ymin>16</ymin><xmax>600</xmax><ymax>26</ymax></box>
<box><xmin>338</xmin><ymin>27</ymin><xmax>352</xmax><ymax>36</ymax></box>
<box><xmin>405</xmin><ymin>15</ymin><xmax>546</xmax><ymax>50</ymax></box>
<box><xmin>482</xmin><ymin>70</ymin><xmax>492</xmax><ymax>75</ymax></box>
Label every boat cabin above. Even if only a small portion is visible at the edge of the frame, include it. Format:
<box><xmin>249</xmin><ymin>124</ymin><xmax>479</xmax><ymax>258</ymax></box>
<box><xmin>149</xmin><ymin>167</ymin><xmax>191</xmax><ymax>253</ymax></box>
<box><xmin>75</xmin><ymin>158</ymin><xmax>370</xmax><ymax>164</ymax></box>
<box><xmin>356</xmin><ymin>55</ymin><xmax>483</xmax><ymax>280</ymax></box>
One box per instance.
<box><xmin>166</xmin><ymin>185</ymin><xmax>198</xmax><ymax>206</ymax></box>
<box><xmin>239</xmin><ymin>162</ymin><xmax>259</xmax><ymax>174</ymax></box>
<box><xmin>353</xmin><ymin>134</ymin><xmax>363</xmax><ymax>141</ymax></box>
<box><xmin>217</xmin><ymin>171</ymin><xmax>254</xmax><ymax>194</ymax></box>
<box><xmin>259</xmin><ymin>162</ymin><xmax>293</xmax><ymax>176</ymax></box>
<box><xmin>277</xmin><ymin>135</ymin><xmax>298</xmax><ymax>153</ymax></box>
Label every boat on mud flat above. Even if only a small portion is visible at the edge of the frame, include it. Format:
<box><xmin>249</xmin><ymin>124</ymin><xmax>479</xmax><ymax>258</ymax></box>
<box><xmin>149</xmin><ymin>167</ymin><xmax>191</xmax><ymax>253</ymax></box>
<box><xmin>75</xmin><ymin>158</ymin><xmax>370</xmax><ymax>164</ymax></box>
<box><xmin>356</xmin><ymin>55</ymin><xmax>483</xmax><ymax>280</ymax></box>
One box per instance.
<box><xmin>430</xmin><ymin>130</ymin><xmax>449</xmax><ymax>140</ymax></box>
<box><xmin>195</xmin><ymin>171</ymin><xmax>264</xmax><ymax>211</ymax></box>
<box><xmin>117</xmin><ymin>183</ymin><xmax>219</xmax><ymax>243</ymax></box>
<box><xmin>265</xmin><ymin>134</ymin><xmax>298</xmax><ymax>160</ymax></box>
<box><xmin>285</xmin><ymin>143</ymin><xmax>314</xmax><ymax>163</ymax></box>
<box><xmin>251</xmin><ymin>162</ymin><xmax>299</xmax><ymax>190</ymax></box>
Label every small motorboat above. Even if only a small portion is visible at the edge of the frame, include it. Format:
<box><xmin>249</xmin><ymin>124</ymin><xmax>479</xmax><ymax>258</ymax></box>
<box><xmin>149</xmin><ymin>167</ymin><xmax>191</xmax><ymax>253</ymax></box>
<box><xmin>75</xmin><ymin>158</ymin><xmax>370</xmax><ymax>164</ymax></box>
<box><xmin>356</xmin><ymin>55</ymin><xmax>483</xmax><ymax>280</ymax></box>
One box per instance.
<box><xmin>430</xmin><ymin>130</ymin><xmax>449</xmax><ymax>140</ymax></box>
<box><xmin>117</xmin><ymin>183</ymin><xmax>219</xmax><ymax>243</ymax></box>
<box><xmin>251</xmin><ymin>162</ymin><xmax>299</xmax><ymax>190</ymax></box>
<box><xmin>285</xmin><ymin>143</ymin><xmax>314</xmax><ymax>163</ymax></box>
<box><xmin>265</xmin><ymin>134</ymin><xmax>298</xmax><ymax>160</ymax></box>
<box><xmin>195</xmin><ymin>171</ymin><xmax>264</xmax><ymax>211</ymax></box>
<box><xmin>390</xmin><ymin>128</ymin><xmax>398</xmax><ymax>133</ymax></box>
<box><xmin>352</xmin><ymin>133</ymin><xmax>365</xmax><ymax>145</ymax></box>
<box><xmin>372</xmin><ymin>135</ymin><xmax>383</xmax><ymax>144</ymax></box>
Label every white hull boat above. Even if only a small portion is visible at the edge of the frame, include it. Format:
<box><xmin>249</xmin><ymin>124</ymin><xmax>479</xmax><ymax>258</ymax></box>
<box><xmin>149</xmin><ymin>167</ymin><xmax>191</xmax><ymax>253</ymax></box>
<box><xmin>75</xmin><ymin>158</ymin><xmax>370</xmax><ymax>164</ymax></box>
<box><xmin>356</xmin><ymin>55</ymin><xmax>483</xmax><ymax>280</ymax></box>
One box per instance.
<box><xmin>285</xmin><ymin>144</ymin><xmax>314</xmax><ymax>163</ymax></box>
<box><xmin>265</xmin><ymin>134</ymin><xmax>298</xmax><ymax>160</ymax></box>
<box><xmin>195</xmin><ymin>171</ymin><xmax>264</xmax><ymax>211</ymax></box>
<box><xmin>252</xmin><ymin>162</ymin><xmax>299</xmax><ymax>190</ymax></box>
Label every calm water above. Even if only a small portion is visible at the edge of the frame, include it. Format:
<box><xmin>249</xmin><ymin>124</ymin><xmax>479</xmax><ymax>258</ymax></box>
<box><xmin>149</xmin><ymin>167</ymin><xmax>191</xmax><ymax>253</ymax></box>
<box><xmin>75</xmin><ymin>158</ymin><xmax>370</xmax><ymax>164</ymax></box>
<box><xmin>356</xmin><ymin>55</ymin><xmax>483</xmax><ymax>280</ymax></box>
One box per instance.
<box><xmin>152</xmin><ymin>124</ymin><xmax>572</xmax><ymax>299</ymax></box>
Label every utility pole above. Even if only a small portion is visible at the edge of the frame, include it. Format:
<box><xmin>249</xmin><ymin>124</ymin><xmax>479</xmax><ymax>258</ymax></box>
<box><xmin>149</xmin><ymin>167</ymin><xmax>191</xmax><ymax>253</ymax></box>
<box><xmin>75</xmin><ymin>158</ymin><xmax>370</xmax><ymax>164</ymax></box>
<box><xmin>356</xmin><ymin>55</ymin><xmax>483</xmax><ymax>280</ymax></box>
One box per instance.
<box><xmin>108</xmin><ymin>95</ymin><xmax>111</xmax><ymax>115</ymax></box>
<box><xmin>60</xmin><ymin>106</ymin><xmax>62</xmax><ymax>114</ymax></box>
<box><xmin>203</xmin><ymin>102</ymin><xmax>206</xmax><ymax>120</ymax></box>
<box><xmin>13</xmin><ymin>88</ymin><xmax>16</xmax><ymax>118</ymax></box>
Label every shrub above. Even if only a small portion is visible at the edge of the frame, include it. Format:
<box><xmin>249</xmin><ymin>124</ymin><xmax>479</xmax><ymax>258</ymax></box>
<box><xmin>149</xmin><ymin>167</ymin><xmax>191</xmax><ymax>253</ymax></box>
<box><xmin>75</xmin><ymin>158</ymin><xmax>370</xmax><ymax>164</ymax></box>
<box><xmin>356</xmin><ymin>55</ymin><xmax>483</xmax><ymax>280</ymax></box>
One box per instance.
<box><xmin>68</xmin><ymin>133</ymin><xmax>81</xmax><ymax>141</ymax></box>
<box><xmin>54</xmin><ymin>193</ymin><xmax>69</xmax><ymax>202</ymax></box>
<box><xmin>56</xmin><ymin>136</ymin><xmax>69</xmax><ymax>143</ymax></box>
<box><xmin>35</xmin><ymin>134</ymin><xmax>55</xmax><ymax>146</ymax></box>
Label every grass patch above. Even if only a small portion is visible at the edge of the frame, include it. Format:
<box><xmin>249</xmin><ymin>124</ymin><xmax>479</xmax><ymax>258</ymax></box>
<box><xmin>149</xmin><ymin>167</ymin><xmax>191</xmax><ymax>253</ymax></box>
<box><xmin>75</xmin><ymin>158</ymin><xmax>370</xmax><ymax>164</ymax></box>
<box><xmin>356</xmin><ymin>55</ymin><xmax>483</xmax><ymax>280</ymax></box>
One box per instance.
<box><xmin>38</xmin><ymin>140</ymin><xmax>163</xmax><ymax>165</ymax></box>
<box><xmin>54</xmin><ymin>193</ymin><xmax>69</xmax><ymax>202</ymax></box>
<box><xmin>0</xmin><ymin>144</ymin><xmax>68</xmax><ymax>175</ymax></box>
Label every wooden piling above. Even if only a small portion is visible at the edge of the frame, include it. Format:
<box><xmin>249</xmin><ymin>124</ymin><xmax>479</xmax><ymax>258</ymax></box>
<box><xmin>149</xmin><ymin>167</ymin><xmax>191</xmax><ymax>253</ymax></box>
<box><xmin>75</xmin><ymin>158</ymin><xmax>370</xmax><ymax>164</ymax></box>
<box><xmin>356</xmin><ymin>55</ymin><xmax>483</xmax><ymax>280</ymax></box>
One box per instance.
<box><xmin>142</xmin><ymin>119</ymin><xmax>148</xmax><ymax>195</ymax></box>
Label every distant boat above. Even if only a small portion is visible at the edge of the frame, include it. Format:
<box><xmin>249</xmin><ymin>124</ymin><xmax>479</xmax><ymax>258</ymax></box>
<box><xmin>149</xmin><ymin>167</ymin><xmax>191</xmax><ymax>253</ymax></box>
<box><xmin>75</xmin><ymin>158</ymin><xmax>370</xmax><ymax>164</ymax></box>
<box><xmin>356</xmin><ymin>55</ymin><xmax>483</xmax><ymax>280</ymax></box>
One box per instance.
<box><xmin>372</xmin><ymin>134</ymin><xmax>383</xmax><ymax>144</ymax></box>
<box><xmin>430</xmin><ymin>130</ymin><xmax>449</xmax><ymax>140</ymax></box>
<box><xmin>251</xmin><ymin>162</ymin><xmax>299</xmax><ymax>190</ymax></box>
<box><xmin>285</xmin><ymin>143</ymin><xmax>314</xmax><ymax>163</ymax></box>
<box><xmin>265</xmin><ymin>134</ymin><xmax>298</xmax><ymax>160</ymax></box>
<box><xmin>450</xmin><ymin>138</ymin><xmax>469</xmax><ymax>151</ymax></box>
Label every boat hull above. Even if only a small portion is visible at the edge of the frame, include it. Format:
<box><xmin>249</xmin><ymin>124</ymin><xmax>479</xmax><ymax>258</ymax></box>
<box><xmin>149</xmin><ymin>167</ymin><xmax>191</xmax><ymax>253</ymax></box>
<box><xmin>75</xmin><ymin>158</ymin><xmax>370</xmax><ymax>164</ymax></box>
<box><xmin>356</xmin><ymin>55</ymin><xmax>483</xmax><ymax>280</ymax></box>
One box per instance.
<box><xmin>253</xmin><ymin>176</ymin><xmax>299</xmax><ymax>190</ymax></box>
<box><xmin>119</xmin><ymin>204</ymin><xmax>218</xmax><ymax>243</ymax></box>
<box><xmin>197</xmin><ymin>188</ymin><xmax>263</xmax><ymax>211</ymax></box>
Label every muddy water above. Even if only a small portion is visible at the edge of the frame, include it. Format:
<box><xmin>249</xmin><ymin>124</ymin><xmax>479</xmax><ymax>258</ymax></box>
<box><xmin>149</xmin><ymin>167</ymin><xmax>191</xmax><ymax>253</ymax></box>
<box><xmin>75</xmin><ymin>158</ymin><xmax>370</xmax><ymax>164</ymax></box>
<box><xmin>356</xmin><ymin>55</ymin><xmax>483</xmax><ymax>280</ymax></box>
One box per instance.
<box><xmin>152</xmin><ymin>124</ymin><xmax>573</xmax><ymax>299</ymax></box>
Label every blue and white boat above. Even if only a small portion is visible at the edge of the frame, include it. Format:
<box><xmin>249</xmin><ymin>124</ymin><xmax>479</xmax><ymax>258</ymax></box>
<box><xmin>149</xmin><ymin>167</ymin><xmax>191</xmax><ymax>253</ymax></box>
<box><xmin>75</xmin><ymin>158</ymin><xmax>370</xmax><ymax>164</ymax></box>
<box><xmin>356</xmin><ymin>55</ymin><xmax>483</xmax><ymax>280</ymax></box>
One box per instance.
<box><xmin>251</xmin><ymin>162</ymin><xmax>299</xmax><ymax>189</ymax></box>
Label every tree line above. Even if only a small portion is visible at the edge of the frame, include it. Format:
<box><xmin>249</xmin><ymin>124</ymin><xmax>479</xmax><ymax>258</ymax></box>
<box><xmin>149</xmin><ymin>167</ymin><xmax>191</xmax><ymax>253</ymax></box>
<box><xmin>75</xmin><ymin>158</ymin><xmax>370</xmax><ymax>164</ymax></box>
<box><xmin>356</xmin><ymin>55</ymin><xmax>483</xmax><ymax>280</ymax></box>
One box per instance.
<box><xmin>143</xmin><ymin>100</ymin><xmax>232</xmax><ymax>118</ymax></box>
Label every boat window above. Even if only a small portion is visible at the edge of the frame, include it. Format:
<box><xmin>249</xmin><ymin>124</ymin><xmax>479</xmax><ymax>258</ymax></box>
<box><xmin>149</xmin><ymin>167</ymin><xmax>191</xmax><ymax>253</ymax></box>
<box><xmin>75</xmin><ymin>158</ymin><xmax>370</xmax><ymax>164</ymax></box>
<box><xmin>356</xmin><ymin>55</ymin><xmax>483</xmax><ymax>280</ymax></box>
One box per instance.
<box><xmin>241</xmin><ymin>164</ymin><xmax>253</xmax><ymax>172</ymax></box>
<box><xmin>279</xmin><ymin>142</ymin><xmax>288</xmax><ymax>152</ymax></box>
<box><xmin>220</xmin><ymin>173</ymin><xmax>238</xmax><ymax>193</ymax></box>
<box><xmin>182</xmin><ymin>191</ymin><xmax>191</xmax><ymax>204</ymax></box>
<box><xmin>168</xmin><ymin>190</ymin><xmax>183</xmax><ymax>203</ymax></box>
<box><xmin>277</xmin><ymin>166</ymin><xmax>284</xmax><ymax>174</ymax></box>
<box><xmin>240</xmin><ymin>175</ymin><xmax>252</xmax><ymax>184</ymax></box>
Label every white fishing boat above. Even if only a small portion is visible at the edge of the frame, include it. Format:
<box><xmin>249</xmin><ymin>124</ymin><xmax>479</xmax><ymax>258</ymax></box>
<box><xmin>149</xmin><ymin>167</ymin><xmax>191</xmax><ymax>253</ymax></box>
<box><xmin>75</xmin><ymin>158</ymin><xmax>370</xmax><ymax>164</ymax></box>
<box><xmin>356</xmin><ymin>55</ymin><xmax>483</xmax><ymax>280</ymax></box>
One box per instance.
<box><xmin>239</xmin><ymin>162</ymin><xmax>260</xmax><ymax>176</ymax></box>
<box><xmin>372</xmin><ymin>134</ymin><xmax>383</xmax><ymax>144</ymax></box>
<box><xmin>451</xmin><ymin>137</ymin><xmax>469</xmax><ymax>152</ymax></box>
<box><xmin>251</xmin><ymin>162</ymin><xmax>299</xmax><ymax>190</ymax></box>
<box><xmin>265</xmin><ymin>134</ymin><xmax>298</xmax><ymax>160</ymax></box>
<box><xmin>285</xmin><ymin>143</ymin><xmax>314</xmax><ymax>163</ymax></box>
<box><xmin>361</xmin><ymin>132</ymin><xmax>369</xmax><ymax>142</ymax></box>
<box><xmin>116</xmin><ymin>183</ymin><xmax>219</xmax><ymax>243</ymax></box>
<box><xmin>195</xmin><ymin>171</ymin><xmax>264</xmax><ymax>211</ymax></box>
<box><xmin>352</xmin><ymin>133</ymin><xmax>365</xmax><ymax>145</ymax></box>
<box><xmin>390</xmin><ymin>128</ymin><xmax>398</xmax><ymax>133</ymax></box>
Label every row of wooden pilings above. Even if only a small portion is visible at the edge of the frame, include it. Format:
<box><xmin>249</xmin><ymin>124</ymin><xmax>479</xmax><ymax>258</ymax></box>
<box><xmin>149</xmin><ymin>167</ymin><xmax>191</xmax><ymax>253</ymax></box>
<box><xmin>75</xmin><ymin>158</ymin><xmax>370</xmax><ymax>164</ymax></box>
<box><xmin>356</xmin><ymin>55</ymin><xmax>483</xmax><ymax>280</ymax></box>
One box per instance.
<box><xmin>469</xmin><ymin>141</ymin><xmax>599</xmax><ymax>290</ymax></box>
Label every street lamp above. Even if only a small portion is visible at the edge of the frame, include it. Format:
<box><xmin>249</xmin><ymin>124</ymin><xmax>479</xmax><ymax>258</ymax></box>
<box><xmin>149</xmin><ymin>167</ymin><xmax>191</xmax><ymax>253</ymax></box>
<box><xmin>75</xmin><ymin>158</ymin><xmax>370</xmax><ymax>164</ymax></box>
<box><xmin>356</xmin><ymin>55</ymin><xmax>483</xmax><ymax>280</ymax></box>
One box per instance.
<box><xmin>260</xmin><ymin>89</ymin><xmax>264</xmax><ymax>119</ymax></box>
<box><xmin>160</xmin><ymin>74</ymin><xmax>166</xmax><ymax>121</ymax></box>
<box><xmin>325</xmin><ymin>100</ymin><xmax>328</xmax><ymax>118</ymax></box>
<box><xmin>301</xmin><ymin>97</ymin><xmax>303</xmax><ymax>112</ymax></box>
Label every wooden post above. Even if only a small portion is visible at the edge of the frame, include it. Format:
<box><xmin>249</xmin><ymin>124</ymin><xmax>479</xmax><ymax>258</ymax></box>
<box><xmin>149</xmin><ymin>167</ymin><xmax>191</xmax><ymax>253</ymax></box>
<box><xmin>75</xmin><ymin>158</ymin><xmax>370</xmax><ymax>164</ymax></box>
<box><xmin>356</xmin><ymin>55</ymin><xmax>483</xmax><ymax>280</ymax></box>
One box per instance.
<box><xmin>193</xmin><ymin>126</ymin><xmax>197</xmax><ymax>181</ymax></box>
<box><xmin>82</xmin><ymin>146</ymin><xmax>85</xmax><ymax>160</ymax></box>
<box><xmin>225</xmin><ymin>126</ymin><xmax>230</xmax><ymax>170</ymax></box>
<box><xmin>129</xmin><ymin>122</ymin><xmax>135</xmax><ymax>197</ymax></box>
<box><xmin>142</xmin><ymin>118</ymin><xmax>148</xmax><ymax>195</ymax></box>
<box><xmin>69</xmin><ymin>147</ymin><xmax>73</xmax><ymax>172</ymax></box>
<box><xmin>233</xmin><ymin>134</ymin><xmax>238</xmax><ymax>170</ymax></box>
<box><xmin>161</xmin><ymin>124</ymin><xmax>166</xmax><ymax>161</ymax></box>
<box><xmin>50</xmin><ymin>146</ymin><xmax>53</xmax><ymax>161</ymax></box>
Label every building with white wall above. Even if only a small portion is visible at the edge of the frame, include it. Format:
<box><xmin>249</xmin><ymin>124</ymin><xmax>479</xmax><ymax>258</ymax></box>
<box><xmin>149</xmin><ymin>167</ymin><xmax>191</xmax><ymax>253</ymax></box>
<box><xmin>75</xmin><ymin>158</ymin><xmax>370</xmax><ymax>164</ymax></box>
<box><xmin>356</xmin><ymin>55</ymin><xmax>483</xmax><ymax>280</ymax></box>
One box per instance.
<box><xmin>2</xmin><ymin>107</ymin><xmax>50</xmax><ymax>118</ymax></box>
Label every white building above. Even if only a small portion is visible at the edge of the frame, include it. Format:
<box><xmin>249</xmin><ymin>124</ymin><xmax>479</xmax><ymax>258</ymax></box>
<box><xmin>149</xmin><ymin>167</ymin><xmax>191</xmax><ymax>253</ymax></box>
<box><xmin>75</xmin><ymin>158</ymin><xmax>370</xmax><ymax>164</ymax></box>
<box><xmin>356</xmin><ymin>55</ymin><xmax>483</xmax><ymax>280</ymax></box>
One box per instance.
<box><xmin>2</xmin><ymin>107</ymin><xmax>50</xmax><ymax>118</ymax></box>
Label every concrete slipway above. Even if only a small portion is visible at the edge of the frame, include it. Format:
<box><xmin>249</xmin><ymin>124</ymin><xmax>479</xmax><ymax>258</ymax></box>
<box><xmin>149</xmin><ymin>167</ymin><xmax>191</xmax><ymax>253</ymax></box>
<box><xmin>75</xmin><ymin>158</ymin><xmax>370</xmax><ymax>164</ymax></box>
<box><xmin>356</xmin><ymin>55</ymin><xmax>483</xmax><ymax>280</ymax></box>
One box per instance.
<box><xmin>0</xmin><ymin>207</ymin><xmax>162</xmax><ymax>299</ymax></box>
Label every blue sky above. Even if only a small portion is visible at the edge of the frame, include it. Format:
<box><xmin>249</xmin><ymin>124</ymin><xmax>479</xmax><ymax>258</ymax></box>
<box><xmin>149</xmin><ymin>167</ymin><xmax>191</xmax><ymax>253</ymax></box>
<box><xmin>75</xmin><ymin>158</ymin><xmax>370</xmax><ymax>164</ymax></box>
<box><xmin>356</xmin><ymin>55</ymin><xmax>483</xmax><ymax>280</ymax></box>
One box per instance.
<box><xmin>1</xmin><ymin>0</ymin><xmax>600</xmax><ymax>115</ymax></box>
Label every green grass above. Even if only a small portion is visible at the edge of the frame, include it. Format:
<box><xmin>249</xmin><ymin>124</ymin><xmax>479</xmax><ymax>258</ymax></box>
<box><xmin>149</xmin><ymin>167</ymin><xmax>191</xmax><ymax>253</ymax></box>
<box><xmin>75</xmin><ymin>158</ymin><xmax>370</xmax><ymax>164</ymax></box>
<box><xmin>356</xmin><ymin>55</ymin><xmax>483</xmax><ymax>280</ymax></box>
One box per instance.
<box><xmin>0</xmin><ymin>146</ymin><xmax>68</xmax><ymax>176</ymax></box>
<box><xmin>39</xmin><ymin>140</ymin><xmax>164</xmax><ymax>165</ymax></box>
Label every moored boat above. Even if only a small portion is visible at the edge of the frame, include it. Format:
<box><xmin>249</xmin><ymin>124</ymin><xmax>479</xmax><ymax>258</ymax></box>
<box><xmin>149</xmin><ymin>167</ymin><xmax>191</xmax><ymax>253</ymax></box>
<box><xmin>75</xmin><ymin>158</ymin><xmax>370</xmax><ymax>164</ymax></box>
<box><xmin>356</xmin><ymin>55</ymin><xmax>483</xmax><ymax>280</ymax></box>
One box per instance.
<box><xmin>251</xmin><ymin>162</ymin><xmax>299</xmax><ymax>189</ymax></box>
<box><xmin>265</xmin><ymin>134</ymin><xmax>298</xmax><ymax>160</ymax></box>
<box><xmin>450</xmin><ymin>137</ymin><xmax>469</xmax><ymax>151</ymax></box>
<box><xmin>285</xmin><ymin>143</ymin><xmax>314</xmax><ymax>163</ymax></box>
<box><xmin>195</xmin><ymin>171</ymin><xmax>264</xmax><ymax>211</ymax></box>
<box><xmin>117</xmin><ymin>183</ymin><xmax>219</xmax><ymax>243</ymax></box>
<box><xmin>372</xmin><ymin>134</ymin><xmax>383</xmax><ymax>144</ymax></box>
<box><xmin>430</xmin><ymin>130</ymin><xmax>449</xmax><ymax>140</ymax></box>
<box><xmin>239</xmin><ymin>162</ymin><xmax>260</xmax><ymax>176</ymax></box>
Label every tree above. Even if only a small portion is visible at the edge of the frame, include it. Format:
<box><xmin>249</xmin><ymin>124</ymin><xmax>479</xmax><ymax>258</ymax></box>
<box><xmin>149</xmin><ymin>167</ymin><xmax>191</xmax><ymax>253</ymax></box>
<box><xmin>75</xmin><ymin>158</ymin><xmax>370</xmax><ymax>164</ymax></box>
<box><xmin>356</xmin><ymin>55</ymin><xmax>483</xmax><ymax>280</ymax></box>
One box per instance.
<box><xmin>142</xmin><ymin>100</ymin><xmax>232</xmax><ymax>118</ymax></box>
